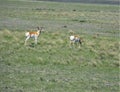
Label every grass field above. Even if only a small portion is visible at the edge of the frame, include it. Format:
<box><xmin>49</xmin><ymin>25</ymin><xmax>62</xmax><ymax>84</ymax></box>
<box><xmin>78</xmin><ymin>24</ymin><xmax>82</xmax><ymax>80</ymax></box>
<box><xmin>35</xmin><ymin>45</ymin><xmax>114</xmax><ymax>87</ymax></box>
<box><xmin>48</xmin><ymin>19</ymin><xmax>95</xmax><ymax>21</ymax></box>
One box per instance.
<box><xmin>0</xmin><ymin>0</ymin><xmax>119</xmax><ymax>92</ymax></box>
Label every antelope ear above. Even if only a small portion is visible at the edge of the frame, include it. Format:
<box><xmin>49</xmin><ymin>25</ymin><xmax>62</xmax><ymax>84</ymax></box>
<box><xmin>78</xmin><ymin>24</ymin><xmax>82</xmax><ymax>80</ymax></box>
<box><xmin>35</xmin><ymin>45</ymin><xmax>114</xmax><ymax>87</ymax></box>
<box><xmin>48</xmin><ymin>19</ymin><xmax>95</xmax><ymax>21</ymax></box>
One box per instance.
<box><xmin>37</xmin><ymin>27</ymin><xmax>40</xmax><ymax>30</ymax></box>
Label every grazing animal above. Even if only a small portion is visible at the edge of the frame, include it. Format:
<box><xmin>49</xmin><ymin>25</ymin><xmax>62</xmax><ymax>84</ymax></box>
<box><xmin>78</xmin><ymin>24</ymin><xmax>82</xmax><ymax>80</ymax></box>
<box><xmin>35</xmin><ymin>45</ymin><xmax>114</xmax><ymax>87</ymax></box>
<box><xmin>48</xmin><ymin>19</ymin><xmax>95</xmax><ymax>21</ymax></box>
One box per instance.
<box><xmin>70</xmin><ymin>35</ymin><xmax>82</xmax><ymax>48</ymax></box>
<box><xmin>24</xmin><ymin>27</ymin><xmax>44</xmax><ymax>45</ymax></box>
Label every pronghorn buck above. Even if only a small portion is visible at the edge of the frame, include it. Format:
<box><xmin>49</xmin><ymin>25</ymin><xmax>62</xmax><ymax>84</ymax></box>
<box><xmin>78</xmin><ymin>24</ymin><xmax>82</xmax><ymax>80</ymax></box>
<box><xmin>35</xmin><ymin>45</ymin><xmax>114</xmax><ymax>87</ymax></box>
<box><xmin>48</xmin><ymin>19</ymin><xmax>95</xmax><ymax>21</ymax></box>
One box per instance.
<box><xmin>24</xmin><ymin>27</ymin><xmax>44</xmax><ymax>45</ymax></box>
<box><xmin>70</xmin><ymin>35</ymin><xmax>82</xmax><ymax>48</ymax></box>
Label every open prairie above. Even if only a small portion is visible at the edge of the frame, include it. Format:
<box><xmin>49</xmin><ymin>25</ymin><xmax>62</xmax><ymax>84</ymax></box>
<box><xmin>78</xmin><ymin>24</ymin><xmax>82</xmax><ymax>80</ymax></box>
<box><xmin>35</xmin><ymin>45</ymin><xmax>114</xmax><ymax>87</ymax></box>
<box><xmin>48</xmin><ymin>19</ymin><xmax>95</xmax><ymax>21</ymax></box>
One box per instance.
<box><xmin>0</xmin><ymin>0</ymin><xmax>119</xmax><ymax>92</ymax></box>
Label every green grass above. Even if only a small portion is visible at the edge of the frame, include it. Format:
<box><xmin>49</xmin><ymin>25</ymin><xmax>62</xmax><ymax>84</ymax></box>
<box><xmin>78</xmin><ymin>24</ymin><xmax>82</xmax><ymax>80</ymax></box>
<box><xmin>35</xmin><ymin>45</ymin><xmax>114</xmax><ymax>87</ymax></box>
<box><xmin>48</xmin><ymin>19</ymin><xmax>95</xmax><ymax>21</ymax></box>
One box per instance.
<box><xmin>0</xmin><ymin>0</ymin><xmax>119</xmax><ymax>92</ymax></box>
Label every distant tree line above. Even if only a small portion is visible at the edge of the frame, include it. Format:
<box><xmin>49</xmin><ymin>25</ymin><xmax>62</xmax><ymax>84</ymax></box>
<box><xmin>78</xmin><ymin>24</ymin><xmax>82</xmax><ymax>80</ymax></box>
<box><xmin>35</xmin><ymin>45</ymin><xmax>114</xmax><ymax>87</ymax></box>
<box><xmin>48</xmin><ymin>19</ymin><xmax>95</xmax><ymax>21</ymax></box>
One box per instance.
<box><xmin>36</xmin><ymin>0</ymin><xmax>119</xmax><ymax>5</ymax></box>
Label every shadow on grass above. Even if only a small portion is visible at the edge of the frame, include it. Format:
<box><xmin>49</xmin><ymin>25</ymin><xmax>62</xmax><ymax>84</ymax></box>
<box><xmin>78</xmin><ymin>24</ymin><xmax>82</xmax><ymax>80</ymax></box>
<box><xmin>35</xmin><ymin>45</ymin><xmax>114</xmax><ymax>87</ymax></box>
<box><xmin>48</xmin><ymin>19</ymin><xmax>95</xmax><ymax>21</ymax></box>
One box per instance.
<box><xmin>29</xmin><ymin>43</ymin><xmax>36</xmax><ymax>48</ymax></box>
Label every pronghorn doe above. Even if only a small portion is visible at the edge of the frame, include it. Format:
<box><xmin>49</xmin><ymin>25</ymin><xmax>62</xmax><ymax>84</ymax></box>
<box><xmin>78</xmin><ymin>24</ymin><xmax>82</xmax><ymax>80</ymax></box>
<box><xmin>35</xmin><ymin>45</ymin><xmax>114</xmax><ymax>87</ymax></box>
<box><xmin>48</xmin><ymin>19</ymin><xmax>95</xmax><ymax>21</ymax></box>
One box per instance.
<box><xmin>24</xmin><ymin>27</ymin><xmax>44</xmax><ymax>45</ymax></box>
<box><xmin>70</xmin><ymin>35</ymin><xmax>82</xmax><ymax>48</ymax></box>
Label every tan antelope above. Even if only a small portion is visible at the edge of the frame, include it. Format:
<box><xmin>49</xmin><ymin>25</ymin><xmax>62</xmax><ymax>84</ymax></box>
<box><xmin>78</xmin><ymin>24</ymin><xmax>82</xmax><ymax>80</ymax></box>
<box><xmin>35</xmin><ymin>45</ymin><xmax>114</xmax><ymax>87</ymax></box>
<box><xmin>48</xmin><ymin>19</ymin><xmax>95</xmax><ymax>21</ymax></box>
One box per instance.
<box><xmin>70</xmin><ymin>35</ymin><xmax>82</xmax><ymax>48</ymax></box>
<box><xmin>24</xmin><ymin>27</ymin><xmax>44</xmax><ymax>45</ymax></box>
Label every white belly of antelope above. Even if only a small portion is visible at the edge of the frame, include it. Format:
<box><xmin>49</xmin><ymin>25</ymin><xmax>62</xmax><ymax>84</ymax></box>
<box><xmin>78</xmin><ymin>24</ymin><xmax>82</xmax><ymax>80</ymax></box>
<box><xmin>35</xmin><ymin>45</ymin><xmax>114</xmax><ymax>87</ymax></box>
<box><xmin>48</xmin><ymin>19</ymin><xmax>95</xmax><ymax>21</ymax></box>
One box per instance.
<box><xmin>70</xmin><ymin>35</ymin><xmax>82</xmax><ymax>48</ymax></box>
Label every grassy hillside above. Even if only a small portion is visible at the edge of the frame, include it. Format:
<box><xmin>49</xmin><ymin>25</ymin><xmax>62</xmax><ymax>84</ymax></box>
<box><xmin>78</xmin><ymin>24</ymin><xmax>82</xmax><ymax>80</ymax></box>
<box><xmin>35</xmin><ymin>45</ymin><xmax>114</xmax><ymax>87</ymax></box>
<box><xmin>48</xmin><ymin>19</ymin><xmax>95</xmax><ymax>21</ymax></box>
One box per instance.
<box><xmin>0</xmin><ymin>0</ymin><xmax>119</xmax><ymax>92</ymax></box>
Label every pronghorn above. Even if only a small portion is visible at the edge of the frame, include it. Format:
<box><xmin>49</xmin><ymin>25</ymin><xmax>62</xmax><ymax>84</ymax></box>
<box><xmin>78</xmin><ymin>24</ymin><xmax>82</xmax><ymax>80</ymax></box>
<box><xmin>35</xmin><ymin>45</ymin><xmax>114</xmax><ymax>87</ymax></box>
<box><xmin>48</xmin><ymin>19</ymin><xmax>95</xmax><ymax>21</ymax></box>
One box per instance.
<box><xmin>70</xmin><ymin>35</ymin><xmax>82</xmax><ymax>48</ymax></box>
<box><xmin>24</xmin><ymin>27</ymin><xmax>44</xmax><ymax>45</ymax></box>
